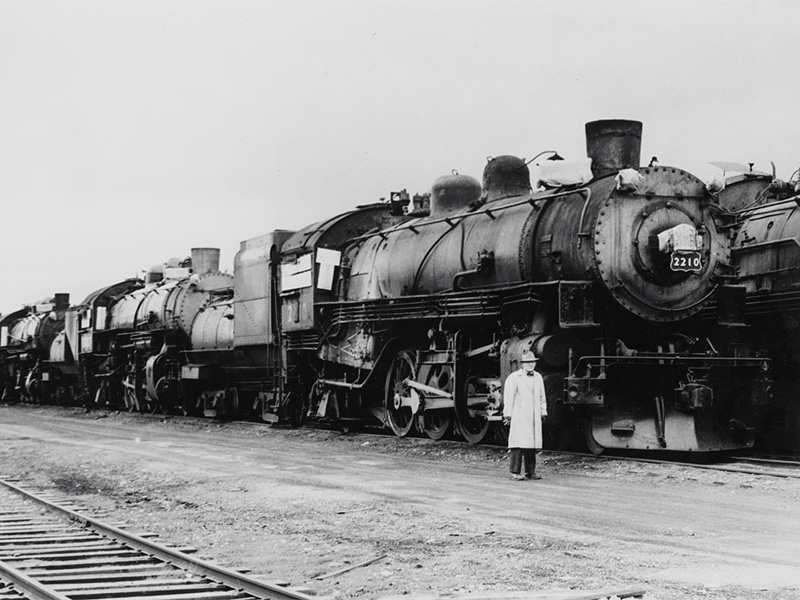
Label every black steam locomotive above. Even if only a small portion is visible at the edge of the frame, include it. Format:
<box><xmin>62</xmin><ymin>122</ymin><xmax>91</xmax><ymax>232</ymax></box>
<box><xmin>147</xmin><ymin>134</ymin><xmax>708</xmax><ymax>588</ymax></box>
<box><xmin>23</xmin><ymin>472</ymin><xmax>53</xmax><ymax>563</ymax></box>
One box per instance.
<box><xmin>0</xmin><ymin>120</ymin><xmax>773</xmax><ymax>455</ymax></box>
<box><xmin>710</xmin><ymin>168</ymin><xmax>800</xmax><ymax>455</ymax></box>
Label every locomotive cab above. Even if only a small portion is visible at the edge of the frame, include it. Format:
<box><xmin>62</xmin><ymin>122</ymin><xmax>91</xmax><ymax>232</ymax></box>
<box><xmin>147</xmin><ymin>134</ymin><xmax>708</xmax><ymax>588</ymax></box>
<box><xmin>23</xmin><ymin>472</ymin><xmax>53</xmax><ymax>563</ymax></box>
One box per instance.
<box><xmin>277</xmin><ymin>203</ymin><xmax>415</xmax><ymax>425</ymax></box>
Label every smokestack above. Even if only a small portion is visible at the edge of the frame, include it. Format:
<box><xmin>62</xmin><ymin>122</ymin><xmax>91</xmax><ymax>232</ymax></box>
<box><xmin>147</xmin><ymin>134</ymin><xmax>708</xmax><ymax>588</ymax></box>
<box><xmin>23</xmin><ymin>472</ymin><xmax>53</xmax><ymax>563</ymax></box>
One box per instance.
<box><xmin>585</xmin><ymin>119</ymin><xmax>642</xmax><ymax>179</ymax></box>
<box><xmin>191</xmin><ymin>247</ymin><xmax>221</xmax><ymax>275</ymax></box>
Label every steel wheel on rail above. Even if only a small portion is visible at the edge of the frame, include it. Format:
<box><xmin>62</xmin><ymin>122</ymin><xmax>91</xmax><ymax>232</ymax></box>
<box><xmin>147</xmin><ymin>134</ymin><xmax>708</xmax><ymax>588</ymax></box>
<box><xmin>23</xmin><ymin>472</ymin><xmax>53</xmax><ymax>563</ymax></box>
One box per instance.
<box><xmin>455</xmin><ymin>377</ymin><xmax>490</xmax><ymax>444</ymax></box>
<box><xmin>584</xmin><ymin>408</ymin><xmax>606</xmax><ymax>455</ymax></box>
<box><xmin>415</xmin><ymin>364</ymin><xmax>453</xmax><ymax>440</ymax></box>
<box><xmin>152</xmin><ymin>376</ymin><xmax>178</xmax><ymax>415</ymax></box>
<box><xmin>144</xmin><ymin>396</ymin><xmax>164</xmax><ymax>415</ymax></box>
<box><xmin>417</xmin><ymin>411</ymin><xmax>451</xmax><ymax>440</ymax></box>
<box><xmin>385</xmin><ymin>351</ymin><xmax>416</xmax><ymax>437</ymax></box>
<box><xmin>225</xmin><ymin>387</ymin><xmax>240</xmax><ymax>421</ymax></box>
<box><xmin>122</xmin><ymin>375</ymin><xmax>139</xmax><ymax>412</ymax></box>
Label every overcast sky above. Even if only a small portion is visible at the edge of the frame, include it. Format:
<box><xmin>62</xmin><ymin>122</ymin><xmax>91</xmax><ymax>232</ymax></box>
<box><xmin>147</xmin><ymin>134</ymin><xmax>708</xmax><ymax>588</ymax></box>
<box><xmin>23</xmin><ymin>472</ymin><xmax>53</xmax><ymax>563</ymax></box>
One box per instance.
<box><xmin>1</xmin><ymin>0</ymin><xmax>798</xmax><ymax>311</ymax></box>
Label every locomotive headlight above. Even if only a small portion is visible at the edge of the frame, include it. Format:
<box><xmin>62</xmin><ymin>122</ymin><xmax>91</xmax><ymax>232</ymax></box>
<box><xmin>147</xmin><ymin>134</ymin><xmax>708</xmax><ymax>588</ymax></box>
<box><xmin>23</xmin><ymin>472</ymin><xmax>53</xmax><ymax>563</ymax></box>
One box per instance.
<box><xmin>637</xmin><ymin>211</ymin><xmax>706</xmax><ymax>279</ymax></box>
<box><xmin>659</xmin><ymin>223</ymin><xmax>704</xmax><ymax>274</ymax></box>
<box><xmin>568</xmin><ymin>385</ymin><xmax>580</xmax><ymax>399</ymax></box>
<box><xmin>657</xmin><ymin>223</ymin><xmax>700</xmax><ymax>253</ymax></box>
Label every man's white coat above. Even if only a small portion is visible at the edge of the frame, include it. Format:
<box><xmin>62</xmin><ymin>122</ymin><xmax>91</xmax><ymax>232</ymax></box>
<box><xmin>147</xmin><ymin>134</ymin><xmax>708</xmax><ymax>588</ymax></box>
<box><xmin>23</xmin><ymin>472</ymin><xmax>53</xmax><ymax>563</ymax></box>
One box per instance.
<box><xmin>503</xmin><ymin>369</ymin><xmax>547</xmax><ymax>449</ymax></box>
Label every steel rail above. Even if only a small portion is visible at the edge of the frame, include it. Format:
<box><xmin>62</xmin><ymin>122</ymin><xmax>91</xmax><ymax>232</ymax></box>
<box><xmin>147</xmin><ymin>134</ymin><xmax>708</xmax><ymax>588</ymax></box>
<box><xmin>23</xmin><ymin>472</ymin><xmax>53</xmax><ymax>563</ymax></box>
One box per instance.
<box><xmin>729</xmin><ymin>456</ymin><xmax>800</xmax><ymax>470</ymax></box>
<box><xmin>0</xmin><ymin>560</ymin><xmax>73</xmax><ymax>600</ymax></box>
<box><xmin>0</xmin><ymin>478</ymin><xmax>314</xmax><ymax>600</ymax></box>
<box><xmin>542</xmin><ymin>450</ymin><xmax>800</xmax><ymax>479</ymax></box>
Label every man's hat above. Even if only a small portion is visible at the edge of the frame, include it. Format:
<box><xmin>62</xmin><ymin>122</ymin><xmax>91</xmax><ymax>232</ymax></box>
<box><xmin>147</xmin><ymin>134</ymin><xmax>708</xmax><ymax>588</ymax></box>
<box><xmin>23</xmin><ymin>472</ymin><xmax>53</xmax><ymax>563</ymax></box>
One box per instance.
<box><xmin>520</xmin><ymin>350</ymin><xmax>538</xmax><ymax>363</ymax></box>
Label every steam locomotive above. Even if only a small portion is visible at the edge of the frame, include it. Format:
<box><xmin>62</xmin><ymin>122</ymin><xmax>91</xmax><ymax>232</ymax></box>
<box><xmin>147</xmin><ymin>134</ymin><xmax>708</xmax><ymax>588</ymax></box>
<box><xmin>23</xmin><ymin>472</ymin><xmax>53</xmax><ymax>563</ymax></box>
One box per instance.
<box><xmin>0</xmin><ymin>119</ymin><xmax>773</xmax><ymax>455</ymax></box>
<box><xmin>0</xmin><ymin>294</ymin><xmax>70</xmax><ymax>404</ymax></box>
<box><xmin>710</xmin><ymin>168</ymin><xmax>800</xmax><ymax>455</ymax></box>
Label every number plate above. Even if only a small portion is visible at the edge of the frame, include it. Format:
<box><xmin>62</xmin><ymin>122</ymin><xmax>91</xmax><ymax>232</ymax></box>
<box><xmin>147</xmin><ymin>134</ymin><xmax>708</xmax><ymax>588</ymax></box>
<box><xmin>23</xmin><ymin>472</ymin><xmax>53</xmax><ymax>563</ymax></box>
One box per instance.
<box><xmin>670</xmin><ymin>250</ymin><xmax>703</xmax><ymax>273</ymax></box>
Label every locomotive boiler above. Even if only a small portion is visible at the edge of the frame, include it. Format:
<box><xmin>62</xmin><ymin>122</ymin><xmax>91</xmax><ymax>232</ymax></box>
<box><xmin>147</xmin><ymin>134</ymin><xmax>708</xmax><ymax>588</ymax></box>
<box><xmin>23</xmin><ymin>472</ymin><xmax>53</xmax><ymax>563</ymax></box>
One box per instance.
<box><xmin>288</xmin><ymin>120</ymin><xmax>769</xmax><ymax>452</ymax></box>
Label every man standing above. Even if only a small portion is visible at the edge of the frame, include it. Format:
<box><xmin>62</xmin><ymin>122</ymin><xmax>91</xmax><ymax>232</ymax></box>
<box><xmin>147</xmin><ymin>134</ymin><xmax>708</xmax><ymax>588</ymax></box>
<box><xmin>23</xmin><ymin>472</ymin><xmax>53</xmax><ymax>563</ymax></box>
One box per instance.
<box><xmin>503</xmin><ymin>350</ymin><xmax>547</xmax><ymax>480</ymax></box>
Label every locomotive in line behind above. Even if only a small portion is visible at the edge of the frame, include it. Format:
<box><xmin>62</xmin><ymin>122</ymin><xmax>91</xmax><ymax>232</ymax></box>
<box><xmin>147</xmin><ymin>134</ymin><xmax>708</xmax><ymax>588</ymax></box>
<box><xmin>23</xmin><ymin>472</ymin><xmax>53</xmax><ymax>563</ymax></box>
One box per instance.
<box><xmin>710</xmin><ymin>168</ymin><xmax>800</xmax><ymax>455</ymax></box>
<box><xmin>0</xmin><ymin>294</ymin><xmax>70</xmax><ymax>404</ymax></box>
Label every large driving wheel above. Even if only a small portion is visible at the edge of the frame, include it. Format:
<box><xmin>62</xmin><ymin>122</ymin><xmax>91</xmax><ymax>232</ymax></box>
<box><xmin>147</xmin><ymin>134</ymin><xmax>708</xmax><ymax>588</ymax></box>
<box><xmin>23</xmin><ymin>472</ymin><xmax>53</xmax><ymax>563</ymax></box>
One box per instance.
<box><xmin>416</xmin><ymin>365</ymin><xmax>453</xmax><ymax>440</ymax></box>
<box><xmin>24</xmin><ymin>370</ymin><xmax>42</xmax><ymax>404</ymax></box>
<box><xmin>122</xmin><ymin>375</ymin><xmax>140</xmax><ymax>412</ymax></box>
<box><xmin>385</xmin><ymin>351</ymin><xmax>416</xmax><ymax>437</ymax></box>
<box><xmin>150</xmin><ymin>377</ymin><xmax>176</xmax><ymax>415</ymax></box>
<box><xmin>455</xmin><ymin>377</ymin><xmax>490</xmax><ymax>444</ymax></box>
<box><xmin>417</xmin><ymin>411</ymin><xmax>451</xmax><ymax>440</ymax></box>
<box><xmin>143</xmin><ymin>395</ymin><xmax>164</xmax><ymax>415</ymax></box>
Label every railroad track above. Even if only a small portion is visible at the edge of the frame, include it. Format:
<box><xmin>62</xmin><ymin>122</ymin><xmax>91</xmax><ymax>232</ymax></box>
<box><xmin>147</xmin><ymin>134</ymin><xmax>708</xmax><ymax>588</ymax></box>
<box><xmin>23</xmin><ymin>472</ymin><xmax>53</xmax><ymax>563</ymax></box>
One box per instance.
<box><xmin>0</xmin><ymin>478</ymin><xmax>314</xmax><ymax>600</ymax></box>
<box><xmin>543</xmin><ymin>451</ymin><xmax>800</xmax><ymax>479</ymax></box>
<box><xmin>729</xmin><ymin>455</ymin><xmax>800</xmax><ymax>475</ymax></box>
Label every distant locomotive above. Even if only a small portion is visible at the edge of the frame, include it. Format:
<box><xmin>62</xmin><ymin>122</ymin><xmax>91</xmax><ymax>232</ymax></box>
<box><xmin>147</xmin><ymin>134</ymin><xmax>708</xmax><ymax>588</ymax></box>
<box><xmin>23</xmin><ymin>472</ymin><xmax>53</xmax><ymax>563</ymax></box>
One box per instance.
<box><xmin>53</xmin><ymin>252</ymin><xmax>233</xmax><ymax>415</ymax></box>
<box><xmin>1</xmin><ymin>119</ymin><xmax>774</xmax><ymax>455</ymax></box>
<box><xmin>715</xmin><ymin>171</ymin><xmax>800</xmax><ymax>455</ymax></box>
<box><xmin>0</xmin><ymin>294</ymin><xmax>70</xmax><ymax>403</ymax></box>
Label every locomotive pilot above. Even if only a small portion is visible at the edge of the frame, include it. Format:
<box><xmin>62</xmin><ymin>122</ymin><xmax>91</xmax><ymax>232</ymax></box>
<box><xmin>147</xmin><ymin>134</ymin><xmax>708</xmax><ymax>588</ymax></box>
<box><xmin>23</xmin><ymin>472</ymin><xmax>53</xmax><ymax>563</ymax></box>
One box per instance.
<box><xmin>502</xmin><ymin>350</ymin><xmax>547</xmax><ymax>480</ymax></box>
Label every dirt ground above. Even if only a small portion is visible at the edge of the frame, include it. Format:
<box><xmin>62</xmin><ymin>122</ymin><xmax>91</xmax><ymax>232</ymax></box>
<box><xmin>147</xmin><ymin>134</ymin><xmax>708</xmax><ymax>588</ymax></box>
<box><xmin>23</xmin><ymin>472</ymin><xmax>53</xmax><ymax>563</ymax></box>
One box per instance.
<box><xmin>1</xmin><ymin>403</ymin><xmax>799</xmax><ymax>600</ymax></box>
